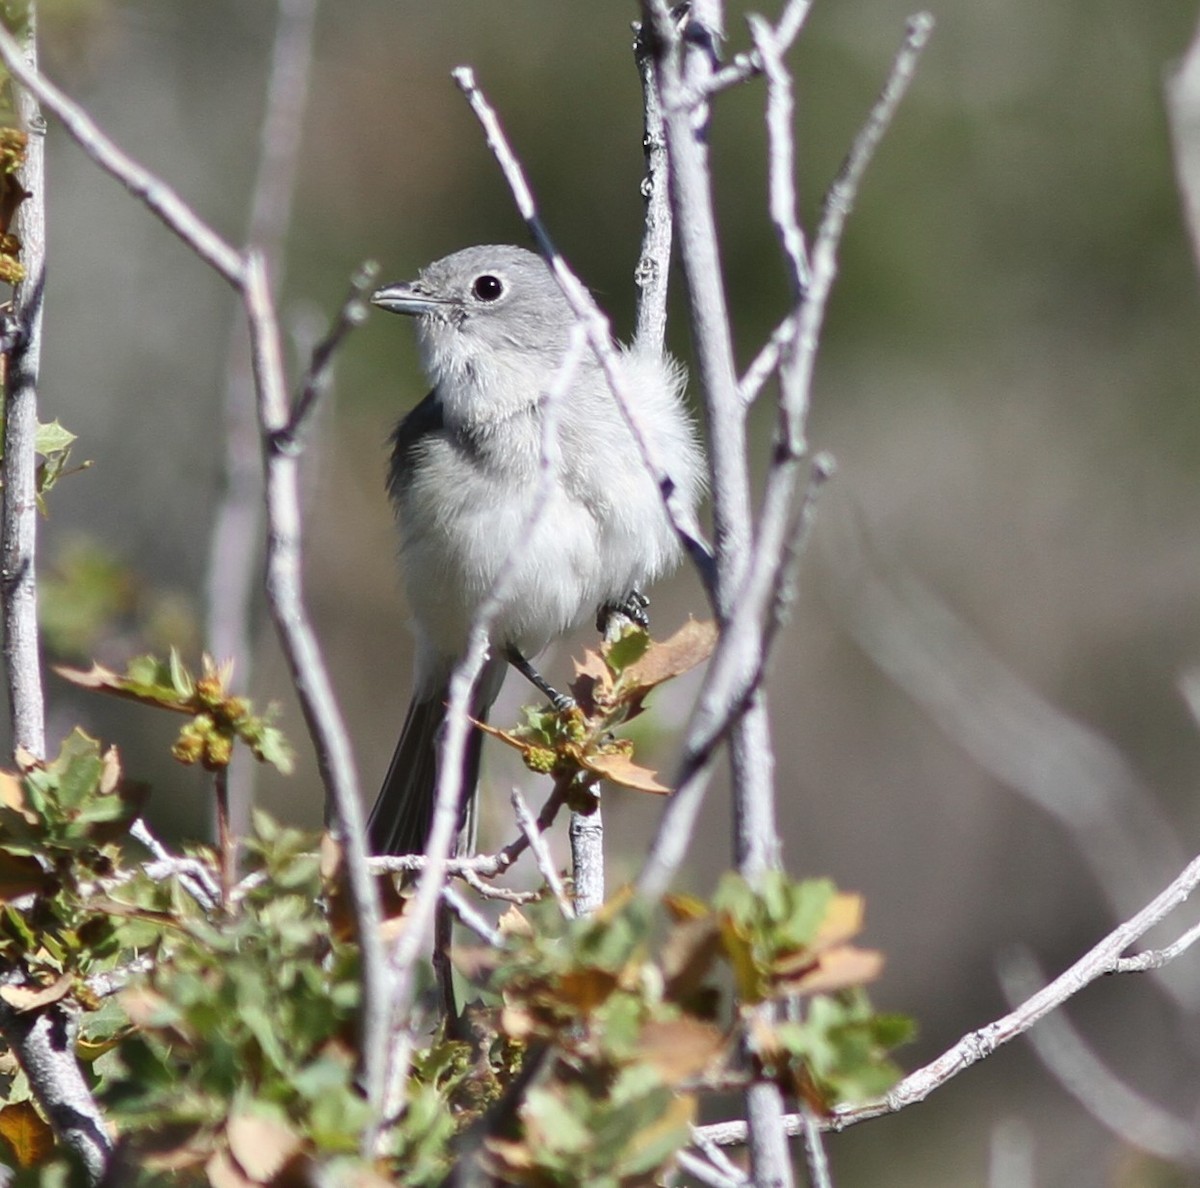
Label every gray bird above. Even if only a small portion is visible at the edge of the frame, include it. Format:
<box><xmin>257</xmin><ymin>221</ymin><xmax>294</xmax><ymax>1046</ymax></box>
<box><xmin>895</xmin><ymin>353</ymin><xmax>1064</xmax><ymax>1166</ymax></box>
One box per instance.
<box><xmin>367</xmin><ymin>245</ymin><xmax>705</xmax><ymax>855</ymax></box>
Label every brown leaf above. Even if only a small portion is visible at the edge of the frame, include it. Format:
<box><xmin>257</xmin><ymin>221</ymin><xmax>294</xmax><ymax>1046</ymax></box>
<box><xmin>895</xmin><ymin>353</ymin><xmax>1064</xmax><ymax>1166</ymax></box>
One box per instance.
<box><xmin>497</xmin><ymin>905</ymin><xmax>533</xmax><ymax>939</ymax></box>
<box><xmin>661</xmin><ymin>915</ymin><xmax>723</xmax><ymax>1001</ymax></box>
<box><xmin>0</xmin><ymin>973</ymin><xmax>73</xmax><ymax>1013</ymax></box>
<box><xmin>0</xmin><ymin>1100</ymin><xmax>53</xmax><ymax>1168</ymax></box>
<box><xmin>226</xmin><ymin>1112</ymin><xmax>302</xmax><ymax>1183</ymax></box>
<box><xmin>570</xmin><ymin>648</ymin><xmax>613</xmax><ymax>715</ymax></box>
<box><xmin>777</xmin><ymin>946</ymin><xmax>884</xmax><ymax>997</ymax></box>
<box><xmin>557</xmin><ymin>967</ymin><xmax>619</xmax><ymax>1013</ymax></box>
<box><xmin>0</xmin><ymin>772</ymin><xmax>36</xmax><ymax>825</ymax></box>
<box><xmin>0</xmin><ymin>851</ymin><xmax>45</xmax><ymax>901</ymax></box>
<box><xmin>620</xmin><ymin>619</ymin><xmax>717</xmax><ymax>694</ymax></box>
<box><xmin>638</xmin><ymin>1017</ymin><xmax>727</xmax><ymax>1085</ymax></box>
<box><xmin>812</xmin><ymin>893</ymin><xmax>865</xmax><ymax>951</ymax></box>
<box><xmin>581</xmin><ymin>750</ymin><xmax>670</xmax><ymax>795</ymax></box>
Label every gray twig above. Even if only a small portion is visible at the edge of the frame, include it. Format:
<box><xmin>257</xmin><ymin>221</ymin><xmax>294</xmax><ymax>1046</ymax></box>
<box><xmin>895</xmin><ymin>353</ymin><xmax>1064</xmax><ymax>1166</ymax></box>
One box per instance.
<box><xmin>442</xmin><ymin>883</ymin><xmax>505</xmax><ymax>947</ymax></box>
<box><xmin>283</xmin><ymin>260</ymin><xmax>378</xmax><ymax>446</ymax></box>
<box><xmin>739</xmin><ymin>13</ymin><xmax>934</xmax><ymax>409</ymax></box>
<box><xmin>1165</xmin><ymin>10</ymin><xmax>1200</xmax><ymax>272</ymax></box>
<box><xmin>0</xmin><ymin>27</ymin><xmax>243</xmax><ymax>284</ymax></box>
<box><xmin>244</xmin><ymin>254</ymin><xmax>389</xmax><ymax>1137</ymax></box>
<box><xmin>205</xmin><ymin>0</ymin><xmax>319</xmax><ymax>841</ymax></box>
<box><xmin>694</xmin><ymin>850</ymin><xmax>1200</xmax><ymax>1146</ymax></box>
<box><xmin>998</xmin><ymin>946</ymin><xmax>1200</xmax><ymax>1166</ymax></box>
<box><xmin>512</xmin><ymin>787</ymin><xmax>573</xmax><ymax>917</ymax></box>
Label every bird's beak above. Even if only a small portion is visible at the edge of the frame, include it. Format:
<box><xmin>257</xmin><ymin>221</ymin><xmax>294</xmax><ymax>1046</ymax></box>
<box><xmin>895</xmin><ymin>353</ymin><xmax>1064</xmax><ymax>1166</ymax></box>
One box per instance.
<box><xmin>371</xmin><ymin>283</ymin><xmax>450</xmax><ymax>317</ymax></box>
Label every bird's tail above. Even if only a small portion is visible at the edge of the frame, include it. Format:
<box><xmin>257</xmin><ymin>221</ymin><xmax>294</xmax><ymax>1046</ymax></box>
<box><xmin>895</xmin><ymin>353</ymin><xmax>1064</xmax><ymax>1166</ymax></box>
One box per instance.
<box><xmin>367</xmin><ymin>670</ymin><xmax>498</xmax><ymax>856</ymax></box>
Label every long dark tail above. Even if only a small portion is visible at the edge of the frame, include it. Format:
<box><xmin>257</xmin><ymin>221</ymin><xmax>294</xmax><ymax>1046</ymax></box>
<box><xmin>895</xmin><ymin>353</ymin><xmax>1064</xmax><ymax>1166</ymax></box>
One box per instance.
<box><xmin>367</xmin><ymin>672</ymin><xmax>497</xmax><ymax>856</ymax></box>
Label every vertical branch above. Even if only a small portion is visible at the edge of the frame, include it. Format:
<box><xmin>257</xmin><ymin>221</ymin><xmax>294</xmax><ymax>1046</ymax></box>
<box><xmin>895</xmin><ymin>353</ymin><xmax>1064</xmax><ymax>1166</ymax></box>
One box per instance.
<box><xmin>206</xmin><ymin>0</ymin><xmax>318</xmax><ymax>839</ymax></box>
<box><xmin>243</xmin><ymin>253</ymin><xmax>389</xmax><ymax>1139</ymax></box>
<box><xmin>633</xmin><ymin>18</ymin><xmax>673</xmax><ymax>353</ymax></box>
<box><xmin>1</xmin><ymin>5</ymin><xmax>45</xmax><ymax>761</ymax></box>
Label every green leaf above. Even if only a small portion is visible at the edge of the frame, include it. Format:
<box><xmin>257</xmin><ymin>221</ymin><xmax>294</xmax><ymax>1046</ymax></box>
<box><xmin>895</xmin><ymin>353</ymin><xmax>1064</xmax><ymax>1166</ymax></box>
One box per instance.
<box><xmin>34</xmin><ymin>420</ymin><xmax>76</xmax><ymax>457</ymax></box>
<box><xmin>604</xmin><ymin>626</ymin><xmax>651</xmax><ymax>675</ymax></box>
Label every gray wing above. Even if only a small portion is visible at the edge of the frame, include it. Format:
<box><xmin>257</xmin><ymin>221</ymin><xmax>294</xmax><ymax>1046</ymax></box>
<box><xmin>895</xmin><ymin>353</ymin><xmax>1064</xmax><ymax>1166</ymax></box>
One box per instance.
<box><xmin>387</xmin><ymin>388</ymin><xmax>445</xmax><ymax>504</ymax></box>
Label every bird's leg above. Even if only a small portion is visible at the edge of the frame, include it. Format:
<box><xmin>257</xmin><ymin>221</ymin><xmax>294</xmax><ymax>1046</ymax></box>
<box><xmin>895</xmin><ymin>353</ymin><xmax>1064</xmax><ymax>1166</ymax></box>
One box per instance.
<box><xmin>596</xmin><ymin>588</ymin><xmax>650</xmax><ymax>635</ymax></box>
<box><xmin>504</xmin><ymin>645</ymin><xmax>575</xmax><ymax>712</ymax></box>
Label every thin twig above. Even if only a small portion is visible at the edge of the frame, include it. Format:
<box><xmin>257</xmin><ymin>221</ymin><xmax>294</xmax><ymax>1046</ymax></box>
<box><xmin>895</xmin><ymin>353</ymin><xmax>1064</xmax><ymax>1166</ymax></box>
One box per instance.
<box><xmin>801</xmin><ymin>1110</ymin><xmax>833</xmax><ymax>1188</ymax></box>
<box><xmin>244</xmin><ymin>252</ymin><xmax>389</xmax><ymax>1142</ymax></box>
<box><xmin>681</xmin><ymin>0</ymin><xmax>815</xmax><ymax>105</ymax></box>
<box><xmin>512</xmin><ymin>787</ymin><xmax>573</xmax><ymax>917</ymax></box>
<box><xmin>1</xmin><ymin>12</ymin><xmax>46</xmax><ymax>762</ymax></box>
<box><xmin>0</xmin><ymin>26</ymin><xmax>243</xmax><ymax>285</ymax></box>
<box><xmin>1165</xmin><ymin>9</ymin><xmax>1200</xmax><ymax>273</ymax></box>
<box><xmin>205</xmin><ymin>0</ymin><xmax>319</xmax><ymax>840</ymax></box>
<box><xmin>738</xmin><ymin>13</ymin><xmax>934</xmax><ymax>410</ymax></box>
<box><xmin>452</xmin><ymin>65</ymin><xmax>716</xmax><ymax>595</ymax></box>
<box><xmin>130</xmin><ymin>817</ymin><xmax>221</xmax><ymax>909</ymax></box>
<box><xmin>998</xmin><ymin>946</ymin><xmax>1200</xmax><ymax>1167</ymax></box>
<box><xmin>694</xmin><ymin>850</ymin><xmax>1200</xmax><ymax>1146</ymax></box>
<box><xmin>281</xmin><ymin>260</ymin><xmax>378</xmax><ymax>446</ymax></box>
<box><xmin>644</xmin><ymin>4</ymin><xmax>796</xmax><ymax>1182</ymax></box>
<box><xmin>676</xmin><ymin>1148</ymin><xmax>749</xmax><ymax>1188</ymax></box>
<box><xmin>442</xmin><ymin>883</ymin><xmax>505</xmax><ymax>947</ymax></box>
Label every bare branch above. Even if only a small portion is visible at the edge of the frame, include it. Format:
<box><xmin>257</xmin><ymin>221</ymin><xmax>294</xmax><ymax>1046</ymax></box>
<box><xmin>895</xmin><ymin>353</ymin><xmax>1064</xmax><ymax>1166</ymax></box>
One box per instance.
<box><xmin>633</xmin><ymin>19</ymin><xmax>673</xmax><ymax>352</ymax></box>
<box><xmin>0</xmin><ymin>26</ymin><xmax>243</xmax><ymax>285</ymax></box>
<box><xmin>998</xmin><ymin>946</ymin><xmax>1200</xmax><ymax>1166</ymax></box>
<box><xmin>739</xmin><ymin>13</ymin><xmax>934</xmax><ymax>409</ymax></box>
<box><xmin>694</xmin><ymin>849</ymin><xmax>1200</xmax><ymax>1146</ymax></box>
<box><xmin>511</xmin><ymin>787</ymin><xmax>573</xmax><ymax>917</ymax></box>
<box><xmin>206</xmin><ymin>0</ymin><xmax>319</xmax><ymax>839</ymax></box>
<box><xmin>1</xmin><ymin>1002</ymin><xmax>111</xmax><ymax>1180</ymax></box>
<box><xmin>244</xmin><ymin>252</ymin><xmax>389</xmax><ymax>1137</ymax></box>
<box><xmin>2</xmin><ymin>12</ymin><xmax>46</xmax><ymax>762</ymax></box>
<box><xmin>675</xmin><ymin>1148</ymin><xmax>749</xmax><ymax>1188</ymax></box>
<box><xmin>282</xmin><ymin>260</ymin><xmax>378</xmax><ymax>446</ymax></box>
<box><xmin>442</xmin><ymin>883</ymin><xmax>504</xmax><ymax>947</ymax></box>
<box><xmin>1165</xmin><ymin>11</ymin><xmax>1200</xmax><ymax>273</ymax></box>
<box><xmin>683</xmin><ymin>0</ymin><xmax>815</xmax><ymax>104</ymax></box>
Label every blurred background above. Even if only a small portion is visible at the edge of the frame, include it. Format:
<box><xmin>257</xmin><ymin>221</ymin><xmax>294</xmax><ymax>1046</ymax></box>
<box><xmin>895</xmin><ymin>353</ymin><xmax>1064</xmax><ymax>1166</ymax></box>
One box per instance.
<box><xmin>13</xmin><ymin>0</ymin><xmax>1200</xmax><ymax>1183</ymax></box>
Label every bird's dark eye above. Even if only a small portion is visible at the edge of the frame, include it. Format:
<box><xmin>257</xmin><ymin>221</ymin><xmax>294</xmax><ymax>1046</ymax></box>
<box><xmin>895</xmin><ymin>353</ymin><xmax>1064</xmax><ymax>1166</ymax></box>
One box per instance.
<box><xmin>472</xmin><ymin>274</ymin><xmax>504</xmax><ymax>302</ymax></box>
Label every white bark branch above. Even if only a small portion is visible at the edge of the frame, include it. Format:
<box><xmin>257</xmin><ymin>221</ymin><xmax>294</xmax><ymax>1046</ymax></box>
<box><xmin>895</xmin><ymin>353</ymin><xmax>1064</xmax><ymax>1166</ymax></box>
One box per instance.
<box><xmin>1</xmin><ymin>11</ymin><xmax>46</xmax><ymax>762</ymax></box>
<box><xmin>694</xmin><ymin>849</ymin><xmax>1200</xmax><ymax>1146</ymax></box>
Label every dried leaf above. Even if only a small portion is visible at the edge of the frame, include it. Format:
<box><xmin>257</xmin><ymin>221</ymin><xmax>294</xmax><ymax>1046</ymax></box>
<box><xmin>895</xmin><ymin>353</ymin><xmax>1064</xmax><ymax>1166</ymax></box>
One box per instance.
<box><xmin>581</xmin><ymin>750</ymin><xmax>670</xmax><ymax>795</ymax></box>
<box><xmin>661</xmin><ymin>915</ymin><xmax>723</xmax><ymax>1001</ymax></box>
<box><xmin>638</xmin><ymin>1017</ymin><xmax>727</xmax><ymax>1085</ymax></box>
<box><xmin>557</xmin><ymin>967</ymin><xmax>619</xmax><ymax>1012</ymax></box>
<box><xmin>812</xmin><ymin>893</ymin><xmax>865</xmax><ymax>951</ymax></box>
<box><xmin>0</xmin><ymin>772</ymin><xmax>36</xmax><ymax>825</ymax></box>
<box><xmin>0</xmin><ymin>850</ymin><xmax>45</xmax><ymax>902</ymax></box>
<box><xmin>0</xmin><ymin>1101</ymin><xmax>53</xmax><ymax>1169</ymax></box>
<box><xmin>0</xmin><ymin>973</ymin><xmax>73</xmax><ymax>1012</ymax></box>
<box><xmin>620</xmin><ymin>619</ymin><xmax>717</xmax><ymax>693</ymax></box>
<box><xmin>570</xmin><ymin>648</ymin><xmax>613</xmax><ymax>714</ymax></box>
<box><xmin>777</xmin><ymin>947</ymin><xmax>884</xmax><ymax>996</ymax></box>
<box><xmin>226</xmin><ymin>1111</ymin><xmax>302</xmax><ymax>1182</ymax></box>
<box><xmin>497</xmin><ymin>905</ymin><xmax>533</xmax><ymax>939</ymax></box>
